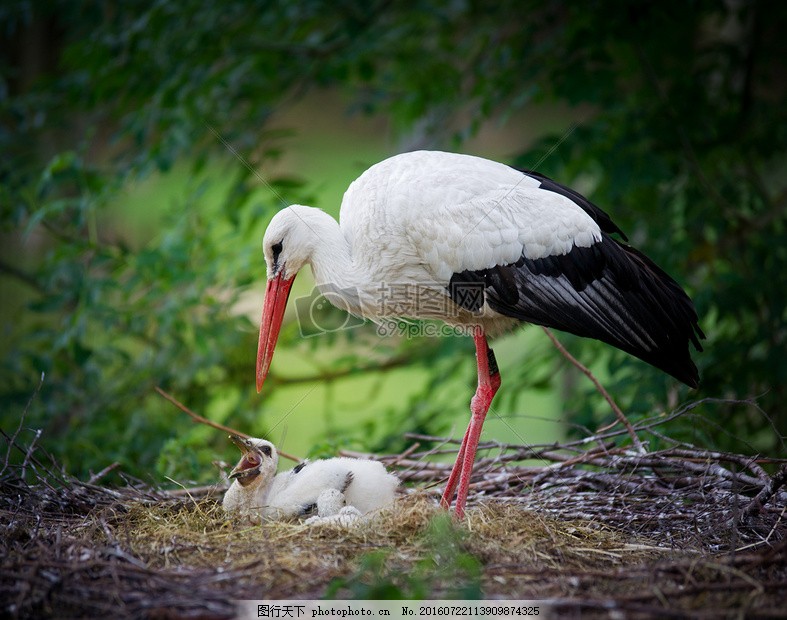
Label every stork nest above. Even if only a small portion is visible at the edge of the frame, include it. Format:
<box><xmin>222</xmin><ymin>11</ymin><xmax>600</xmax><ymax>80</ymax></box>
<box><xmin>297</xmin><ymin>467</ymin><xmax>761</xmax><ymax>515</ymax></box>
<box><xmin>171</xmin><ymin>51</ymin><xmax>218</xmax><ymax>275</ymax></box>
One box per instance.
<box><xmin>2</xmin><ymin>413</ymin><xmax>786</xmax><ymax>619</ymax></box>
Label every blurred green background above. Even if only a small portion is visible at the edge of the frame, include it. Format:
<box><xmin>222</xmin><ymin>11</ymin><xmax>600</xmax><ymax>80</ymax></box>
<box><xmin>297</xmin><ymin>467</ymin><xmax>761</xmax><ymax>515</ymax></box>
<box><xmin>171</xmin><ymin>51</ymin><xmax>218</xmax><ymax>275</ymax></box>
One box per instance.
<box><xmin>1</xmin><ymin>1</ymin><xmax>785</xmax><ymax>485</ymax></box>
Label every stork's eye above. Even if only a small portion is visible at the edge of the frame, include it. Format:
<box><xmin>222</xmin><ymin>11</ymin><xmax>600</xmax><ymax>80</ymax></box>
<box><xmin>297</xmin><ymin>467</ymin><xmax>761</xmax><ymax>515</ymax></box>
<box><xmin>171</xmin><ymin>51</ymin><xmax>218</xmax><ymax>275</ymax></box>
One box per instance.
<box><xmin>271</xmin><ymin>241</ymin><xmax>283</xmax><ymax>263</ymax></box>
<box><xmin>261</xmin><ymin>445</ymin><xmax>272</xmax><ymax>457</ymax></box>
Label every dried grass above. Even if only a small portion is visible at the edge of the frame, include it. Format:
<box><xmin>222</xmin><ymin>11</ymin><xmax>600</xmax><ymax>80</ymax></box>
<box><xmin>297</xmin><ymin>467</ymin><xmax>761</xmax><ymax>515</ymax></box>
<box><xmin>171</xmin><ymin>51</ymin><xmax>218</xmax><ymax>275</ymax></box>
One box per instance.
<box><xmin>2</xmin><ymin>414</ymin><xmax>786</xmax><ymax>619</ymax></box>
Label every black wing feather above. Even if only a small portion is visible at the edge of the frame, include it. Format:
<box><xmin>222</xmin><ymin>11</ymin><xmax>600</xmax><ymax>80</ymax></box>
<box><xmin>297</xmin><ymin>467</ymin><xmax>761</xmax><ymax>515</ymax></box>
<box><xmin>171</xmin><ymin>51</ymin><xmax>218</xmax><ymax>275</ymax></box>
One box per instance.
<box><xmin>450</xmin><ymin>235</ymin><xmax>704</xmax><ymax>387</ymax></box>
<box><xmin>514</xmin><ymin>167</ymin><xmax>629</xmax><ymax>240</ymax></box>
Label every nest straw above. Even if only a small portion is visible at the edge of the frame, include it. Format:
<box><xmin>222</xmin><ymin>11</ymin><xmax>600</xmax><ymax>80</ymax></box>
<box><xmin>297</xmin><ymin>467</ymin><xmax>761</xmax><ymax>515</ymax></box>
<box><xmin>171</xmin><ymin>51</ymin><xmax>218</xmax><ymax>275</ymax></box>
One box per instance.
<box><xmin>2</xmin><ymin>403</ymin><xmax>786</xmax><ymax>618</ymax></box>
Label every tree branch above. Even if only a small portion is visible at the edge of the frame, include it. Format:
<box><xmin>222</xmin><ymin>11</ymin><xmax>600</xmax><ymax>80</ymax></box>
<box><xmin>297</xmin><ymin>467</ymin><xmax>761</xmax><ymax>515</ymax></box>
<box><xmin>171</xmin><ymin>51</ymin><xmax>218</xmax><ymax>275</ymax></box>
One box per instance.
<box><xmin>541</xmin><ymin>327</ymin><xmax>646</xmax><ymax>454</ymax></box>
<box><xmin>153</xmin><ymin>387</ymin><xmax>300</xmax><ymax>462</ymax></box>
<box><xmin>0</xmin><ymin>258</ymin><xmax>44</xmax><ymax>293</ymax></box>
<box><xmin>265</xmin><ymin>353</ymin><xmax>414</xmax><ymax>387</ymax></box>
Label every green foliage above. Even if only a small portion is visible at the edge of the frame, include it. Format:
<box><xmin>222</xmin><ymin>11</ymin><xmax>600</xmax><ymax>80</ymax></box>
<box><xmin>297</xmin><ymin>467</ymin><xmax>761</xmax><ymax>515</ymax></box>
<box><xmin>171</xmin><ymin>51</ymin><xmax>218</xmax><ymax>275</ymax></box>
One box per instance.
<box><xmin>500</xmin><ymin>2</ymin><xmax>787</xmax><ymax>445</ymax></box>
<box><xmin>325</xmin><ymin>513</ymin><xmax>482</xmax><ymax>599</ymax></box>
<box><xmin>1</xmin><ymin>0</ymin><xmax>785</xmax><ymax>482</ymax></box>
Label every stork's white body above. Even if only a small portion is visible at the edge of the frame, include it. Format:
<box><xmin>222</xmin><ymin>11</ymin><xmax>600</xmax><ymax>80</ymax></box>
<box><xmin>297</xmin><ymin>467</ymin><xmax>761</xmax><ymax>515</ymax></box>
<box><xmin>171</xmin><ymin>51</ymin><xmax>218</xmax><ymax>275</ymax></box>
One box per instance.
<box><xmin>341</xmin><ymin>151</ymin><xmax>599</xmax><ymax>283</ymax></box>
<box><xmin>272</xmin><ymin>151</ymin><xmax>602</xmax><ymax>337</ymax></box>
<box><xmin>256</xmin><ymin>150</ymin><xmax>703</xmax><ymax>519</ymax></box>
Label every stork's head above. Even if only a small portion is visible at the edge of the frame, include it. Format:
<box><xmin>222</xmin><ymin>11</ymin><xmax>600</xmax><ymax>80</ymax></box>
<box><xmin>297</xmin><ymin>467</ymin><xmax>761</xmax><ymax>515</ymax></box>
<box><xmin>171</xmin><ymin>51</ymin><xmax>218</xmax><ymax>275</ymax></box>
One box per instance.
<box><xmin>227</xmin><ymin>434</ymin><xmax>278</xmax><ymax>489</ymax></box>
<box><xmin>257</xmin><ymin>205</ymin><xmax>330</xmax><ymax>392</ymax></box>
<box><xmin>262</xmin><ymin>206</ymin><xmax>323</xmax><ymax>281</ymax></box>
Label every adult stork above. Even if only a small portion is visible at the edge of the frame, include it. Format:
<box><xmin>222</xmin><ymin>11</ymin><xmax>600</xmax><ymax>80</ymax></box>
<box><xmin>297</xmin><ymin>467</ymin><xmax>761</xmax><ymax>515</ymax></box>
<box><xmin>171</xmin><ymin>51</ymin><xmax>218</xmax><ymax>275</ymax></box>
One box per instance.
<box><xmin>255</xmin><ymin>150</ymin><xmax>704</xmax><ymax>518</ymax></box>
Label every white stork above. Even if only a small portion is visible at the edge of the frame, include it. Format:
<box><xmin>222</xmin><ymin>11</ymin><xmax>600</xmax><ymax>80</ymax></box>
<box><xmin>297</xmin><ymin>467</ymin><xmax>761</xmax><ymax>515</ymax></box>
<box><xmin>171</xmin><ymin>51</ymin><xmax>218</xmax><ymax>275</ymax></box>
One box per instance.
<box><xmin>254</xmin><ymin>150</ymin><xmax>704</xmax><ymax>519</ymax></box>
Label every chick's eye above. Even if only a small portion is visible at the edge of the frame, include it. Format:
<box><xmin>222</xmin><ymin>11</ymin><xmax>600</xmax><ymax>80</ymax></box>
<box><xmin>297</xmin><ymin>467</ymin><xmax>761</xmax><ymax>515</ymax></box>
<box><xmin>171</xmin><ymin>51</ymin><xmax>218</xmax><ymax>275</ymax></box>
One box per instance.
<box><xmin>262</xmin><ymin>445</ymin><xmax>272</xmax><ymax>457</ymax></box>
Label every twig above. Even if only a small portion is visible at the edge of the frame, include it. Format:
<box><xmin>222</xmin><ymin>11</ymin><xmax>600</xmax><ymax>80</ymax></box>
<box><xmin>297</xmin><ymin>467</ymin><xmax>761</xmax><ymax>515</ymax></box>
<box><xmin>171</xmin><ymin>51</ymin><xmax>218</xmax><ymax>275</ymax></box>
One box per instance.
<box><xmin>266</xmin><ymin>353</ymin><xmax>413</xmax><ymax>387</ymax></box>
<box><xmin>1</xmin><ymin>428</ymin><xmax>63</xmax><ymax>494</ymax></box>
<box><xmin>2</xmin><ymin>371</ymin><xmax>45</xmax><ymax>477</ymax></box>
<box><xmin>153</xmin><ymin>386</ymin><xmax>300</xmax><ymax>462</ymax></box>
<box><xmin>742</xmin><ymin>463</ymin><xmax>787</xmax><ymax>520</ymax></box>
<box><xmin>385</xmin><ymin>442</ymin><xmax>421</xmax><ymax>467</ymax></box>
<box><xmin>159</xmin><ymin>484</ymin><xmax>227</xmax><ymax>498</ymax></box>
<box><xmin>541</xmin><ymin>327</ymin><xmax>645</xmax><ymax>454</ymax></box>
<box><xmin>154</xmin><ymin>387</ymin><xmax>250</xmax><ymax>438</ymax></box>
<box><xmin>20</xmin><ymin>429</ymin><xmax>43</xmax><ymax>481</ymax></box>
<box><xmin>88</xmin><ymin>462</ymin><xmax>121</xmax><ymax>485</ymax></box>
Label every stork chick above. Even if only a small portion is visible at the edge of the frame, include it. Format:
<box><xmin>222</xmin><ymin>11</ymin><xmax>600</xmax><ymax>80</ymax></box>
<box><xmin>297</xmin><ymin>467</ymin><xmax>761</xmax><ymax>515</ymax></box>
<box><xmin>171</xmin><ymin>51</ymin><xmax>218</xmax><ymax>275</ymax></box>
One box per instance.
<box><xmin>222</xmin><ymin>435</ymin><xmax>399</xmax><ymax>524</ymax></box>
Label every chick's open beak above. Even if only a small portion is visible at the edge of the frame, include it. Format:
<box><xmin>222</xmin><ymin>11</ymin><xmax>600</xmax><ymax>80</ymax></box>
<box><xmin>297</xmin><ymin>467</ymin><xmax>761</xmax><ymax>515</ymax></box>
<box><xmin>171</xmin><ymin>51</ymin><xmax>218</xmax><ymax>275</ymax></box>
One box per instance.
<box><xmin>229</xmin><ymin>434</ymin><xmax>253</xmax><ymax>453</ymax></box>
<box><xmin>228</xmin><ymin>465</ymin><xmax>260</xmax><ymax>481</ymax></box>
<box><xmin>227</xmin><ymin>434</ymin><xmax>261</xmax><ymax>481</ymax></box>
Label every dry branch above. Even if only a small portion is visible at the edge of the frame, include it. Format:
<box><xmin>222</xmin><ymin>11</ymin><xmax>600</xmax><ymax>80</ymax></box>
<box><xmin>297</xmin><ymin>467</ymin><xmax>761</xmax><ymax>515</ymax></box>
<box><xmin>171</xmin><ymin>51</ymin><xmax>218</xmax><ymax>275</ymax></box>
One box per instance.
<box><xmin>341</xmin><ymin>405</ymin><xmax>787</xmax><ymax>553</ymax></box>
<box><xmin>154</xmin><ymin>386</ymin><xmax>301</xmax><ymax>462</ymax></box>
<box><xmin>541</xmin><ymin>326</ymin><xmax>645</xmax><ymax>453</ymax></box>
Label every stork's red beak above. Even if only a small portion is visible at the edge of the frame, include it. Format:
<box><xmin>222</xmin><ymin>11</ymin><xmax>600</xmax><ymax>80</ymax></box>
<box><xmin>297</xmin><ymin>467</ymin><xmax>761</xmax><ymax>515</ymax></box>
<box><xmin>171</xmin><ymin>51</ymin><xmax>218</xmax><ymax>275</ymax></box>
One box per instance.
<box><xmin>256</xmin><ymin>272</ymin><xmax>295</xmax><ymax>393</ymax></box>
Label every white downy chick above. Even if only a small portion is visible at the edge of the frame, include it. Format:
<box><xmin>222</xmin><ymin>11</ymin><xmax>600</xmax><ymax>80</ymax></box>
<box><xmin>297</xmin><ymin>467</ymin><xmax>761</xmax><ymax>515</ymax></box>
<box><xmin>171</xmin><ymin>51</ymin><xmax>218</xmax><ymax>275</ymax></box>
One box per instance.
<box><xmin>222</xmin><ymin>435</ymin><xmax>399</xmax><ymax>524</ymax></box>
<box><xmin>221</xmin><ymin>435</ymin><xmax>279</xmax><ymax>524</ymax></box>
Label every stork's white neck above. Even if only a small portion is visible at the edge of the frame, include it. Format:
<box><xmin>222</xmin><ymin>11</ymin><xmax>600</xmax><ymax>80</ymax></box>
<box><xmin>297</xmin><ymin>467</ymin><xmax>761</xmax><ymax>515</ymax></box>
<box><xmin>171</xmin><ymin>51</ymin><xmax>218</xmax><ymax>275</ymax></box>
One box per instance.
<box><xmin>307</xmin><ymin>216</ymin><xmax>357</xmax><ymax>291</ymax></box>
<box><xmin>280</xmin><ymin>207</ymin><xmax>367</xmax><ymax>318</ymax></box>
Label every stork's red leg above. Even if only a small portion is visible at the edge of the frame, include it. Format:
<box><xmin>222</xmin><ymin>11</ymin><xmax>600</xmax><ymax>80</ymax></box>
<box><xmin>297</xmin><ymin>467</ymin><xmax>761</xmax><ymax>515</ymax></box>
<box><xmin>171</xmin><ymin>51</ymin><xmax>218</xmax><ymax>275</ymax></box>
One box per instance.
<box><xmin>440</xmin><ymin>328</ymin><xmax>501</xmax><ymax>518</ymax></box>
<box><xmin>439</xmin><ymin>422</ymin><xmax>470</xmax><ymax>510</ymax></box>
